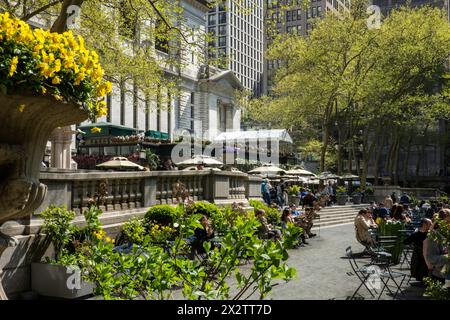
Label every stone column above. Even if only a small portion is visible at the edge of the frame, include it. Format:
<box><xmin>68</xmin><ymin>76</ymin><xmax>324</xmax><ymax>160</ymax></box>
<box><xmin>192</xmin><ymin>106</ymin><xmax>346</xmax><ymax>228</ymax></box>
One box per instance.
<box><xmin>49</xmin><ymin>126</ymin><xmax>76</xmax><ymax>169</ymax></box>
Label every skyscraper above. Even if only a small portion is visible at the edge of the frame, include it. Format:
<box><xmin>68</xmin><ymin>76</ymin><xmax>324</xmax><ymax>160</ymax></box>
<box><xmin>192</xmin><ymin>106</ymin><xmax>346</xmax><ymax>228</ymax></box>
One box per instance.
<box><xmin>371</xmin><ymin>0</ymin><xmax>449</xmax><ymax>17</ymax></box>
<box><xmin>207</xmin><ymin>0</ymin><xmax>265</xmax><ymax>96</ymax></box>
<box><xmin>263</xmin><ymin>0</ymin><xmax>350</xmax><ymax>94</ymax></box>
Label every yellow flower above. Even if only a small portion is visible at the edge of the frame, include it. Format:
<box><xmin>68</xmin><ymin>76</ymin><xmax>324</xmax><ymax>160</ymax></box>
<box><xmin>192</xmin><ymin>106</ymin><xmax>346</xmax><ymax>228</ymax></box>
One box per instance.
<box><xmin>53</xmin><ymin>94</ymin><xmax>63</xmax><ymax>101</ymax></box>
<box><xmin>40</xmin><ymin>86</ymin><xmax>47</xmax><ymax>94</ymax></box>
<box><xmin>9</xmin><ymin>56</ymin><xmax>19</xmax><ymax>77</ymax></box>
<box><xmin>90</xmin><ymin>127</ymin><xmax>102</xmax><ymax>133</ymax></box>
<box><xmin>52</xmin><ymin>77</ymin><xmax>61</xmax><ymax>85</ymax></box>
<box><xmin>18</xmin><ymin>104</ymin><xmax>26</xmax><ymax>113</ymax></box>
<box><xmin>105</xmin><ymin>237</ymin><xmax>111</xmax><ymax>243</ymax></box>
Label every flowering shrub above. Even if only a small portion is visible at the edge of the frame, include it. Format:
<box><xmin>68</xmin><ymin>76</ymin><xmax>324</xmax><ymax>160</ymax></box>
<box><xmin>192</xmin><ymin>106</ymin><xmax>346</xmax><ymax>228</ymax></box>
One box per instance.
<box><xmin>0</xmin><ymin>13</ymin><xmax>112</xmax><ymax>119</ymax></box>
<box><xmin>147</xmin><ymin>222</ymin><xmax>177</xmax><ymax>243</ymax></box>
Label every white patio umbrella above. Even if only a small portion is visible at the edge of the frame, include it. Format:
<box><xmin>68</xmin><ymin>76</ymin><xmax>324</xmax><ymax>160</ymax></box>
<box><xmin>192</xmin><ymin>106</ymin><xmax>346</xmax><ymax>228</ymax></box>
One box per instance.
<box><xmin>96</xmin><ymin>157</ymin><xmax>145</xmax><ymax>171</ymax></box>
<box><xmin>317</xmin><ymin>172</ymin><xmax>340</xmax><ymax>180</ymax></box>
<box><xmin>340</xmin><ymin>173</ymin><xmax>360</xmax><ymax>180</ymax></box>
<box><xmin>248</xmin><ymin>164</ymin><xmax>287</xmax><ymax>177</ymax></box>
<box><xmin>176</xmin><ymin>155</ymin><xmax>223</xmax><ymax>168</ymax></box>
<box><xmin>182</xmin><ymin>166</ymin><xmax>222</xmax><ymax>171</ymax></box>
<box><xmin>307</xmin><ymin>178</ymin><xmax>320</xmax><ymax>185</ymax></box>
<box><xmin>286</xmin><ymin>168</ymin><xmax>317</xmax><ymax>177</ymax></box>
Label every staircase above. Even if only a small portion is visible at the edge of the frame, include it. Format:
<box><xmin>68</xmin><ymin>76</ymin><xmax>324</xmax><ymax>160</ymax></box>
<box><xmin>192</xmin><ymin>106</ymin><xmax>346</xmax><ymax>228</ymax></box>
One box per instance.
<box><xmin>312</xmin><ymin>204</ymin><xmax>368</xmax><ymax>229</ymax></box>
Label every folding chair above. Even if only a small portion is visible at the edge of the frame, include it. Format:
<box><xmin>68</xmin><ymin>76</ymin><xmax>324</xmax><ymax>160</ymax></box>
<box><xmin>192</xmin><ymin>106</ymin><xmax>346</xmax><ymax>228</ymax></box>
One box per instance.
<box><xmin>345</xmin><ymin>246</ymin><xmax>377</xmax><ymax>299</ymax></box>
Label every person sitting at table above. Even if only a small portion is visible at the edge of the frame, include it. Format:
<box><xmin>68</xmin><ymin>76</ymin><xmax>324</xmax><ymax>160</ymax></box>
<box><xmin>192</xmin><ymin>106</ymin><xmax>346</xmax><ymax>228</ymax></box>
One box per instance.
<box><xmin>355</xmin><ymin>209</ymin><xmax>378</xmax><ymax>253</ymax></box>
<box><xmin>404</xmin><ymin>218</ymin><xmax>432</xmax><ymax>282</ymax></box>
<box><xmin>193</xmin><ymin>215</ymin><xmax>215</xmax><ymax>254</ymax></box>
<box><xmin>255</xmin><ymin>209</ymin><xmax>282</xmax><ymax>241</ymax></box>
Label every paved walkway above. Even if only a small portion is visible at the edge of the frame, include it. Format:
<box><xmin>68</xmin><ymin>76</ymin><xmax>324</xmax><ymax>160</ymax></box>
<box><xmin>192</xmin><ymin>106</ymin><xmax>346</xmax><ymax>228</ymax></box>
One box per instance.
<box><xmin>261</xmin><ymin>224</ymin><xmax>428</xmax><ymax>300</ymax></box>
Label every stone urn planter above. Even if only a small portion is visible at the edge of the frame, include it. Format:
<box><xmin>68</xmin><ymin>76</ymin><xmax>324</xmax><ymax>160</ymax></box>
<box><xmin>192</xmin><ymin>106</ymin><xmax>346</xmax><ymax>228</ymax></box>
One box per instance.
<box><xmin>288</xmin><ymin>195</ymin><xmax>301</xmax><ymax>206</ymax></box>
<box><xmin>31</xmin><ymin>263</ymin><xmax>94</xmax><ymax>299</ymax></box>
<box><xmin>0</xmin><ymin>93</ymin><xmax>88</xmax><ymax>224</ymax></box>
<box><xmin>352</xmin><ymin>194</ymin><xmax>362</xmax><ymax>204</ymax></box>
<box><xmin>336</xmin><ymin>194</ymin><xmax>348</xmax><ymax>205</ymax></box>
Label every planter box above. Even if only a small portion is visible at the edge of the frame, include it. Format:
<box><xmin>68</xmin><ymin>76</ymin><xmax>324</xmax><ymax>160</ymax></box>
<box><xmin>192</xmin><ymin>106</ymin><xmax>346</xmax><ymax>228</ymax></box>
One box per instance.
<box><xmin>352</xmin><ymin>194</ymin><xmax>362</xmax><ymax>204</ymax></box>
<box><xmin>336</xmin><ymin>194</ymin><xmax>348</xmax><ymax>205</ymax></box>
<box><xmin>288</xmin><ymin>195</ymin><xmax>300</xmax><ymax>206</ymax></box>
<box><xmin>31</xmin><ymin>263</ymin><xmax>94</xmax><ymax>299</ymax></box>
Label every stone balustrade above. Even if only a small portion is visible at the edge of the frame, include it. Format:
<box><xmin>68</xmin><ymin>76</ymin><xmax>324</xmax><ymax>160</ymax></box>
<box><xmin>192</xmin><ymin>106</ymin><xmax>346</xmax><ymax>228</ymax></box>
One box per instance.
<box><xmin>33</xmin><ymin>168</ymin><xmax>262</xmax><ymax>218</ymax></box>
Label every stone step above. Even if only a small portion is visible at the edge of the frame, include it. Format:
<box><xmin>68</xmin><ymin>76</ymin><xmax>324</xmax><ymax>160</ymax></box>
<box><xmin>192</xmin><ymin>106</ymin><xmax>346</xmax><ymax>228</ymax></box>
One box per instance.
<box><xmin>312</xmin><ymin>218</ymin><xmax>355</xmax><ymax>228</ymax></box>
<box><xmin>316</xmin><ymin>213</ymin><xmax>357</xmax><ymax>222</ymax></box>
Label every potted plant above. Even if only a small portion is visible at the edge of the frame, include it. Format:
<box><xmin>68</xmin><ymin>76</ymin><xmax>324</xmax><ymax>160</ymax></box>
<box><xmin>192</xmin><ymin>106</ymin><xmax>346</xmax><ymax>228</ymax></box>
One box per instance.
<box><xmin>352</xmin><ymin>187</ymin><xmax>363</xmax><ymax>204</ymax></box>
<box><xmin>31</xmin><ymin>206</ymin><xmax>97</xmax><ymax>299</ymax></box>
<box><xmin>0</xmin><ymin>13</ymin><xmax>112</xmax><ymax>224</ymax></box>
<box><xmin>336</xmin><ymin>186</ymin><xmax>348</xmax><ymax>205</ymax></box>
<box><xmin>287</xmin><ymin>185</ymin><xmax>301</xmax><ymax>206</ymax></box>
<box><xmin>364</xmin><ymin>187</ymin><xmax>375</xmax><ymax>203</ymax></box>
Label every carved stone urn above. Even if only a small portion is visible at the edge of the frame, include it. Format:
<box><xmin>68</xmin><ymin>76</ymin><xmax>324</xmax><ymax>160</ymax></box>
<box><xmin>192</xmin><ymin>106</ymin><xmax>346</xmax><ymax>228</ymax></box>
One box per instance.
<box><xmin>0</xmin><ymin>92</ymin><xmax>88</xmax><ymax>225</ymax></box>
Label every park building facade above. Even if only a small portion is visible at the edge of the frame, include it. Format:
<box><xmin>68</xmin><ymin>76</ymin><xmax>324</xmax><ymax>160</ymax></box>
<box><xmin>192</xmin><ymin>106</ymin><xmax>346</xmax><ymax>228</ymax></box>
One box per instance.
<box><xmin>32</xmin><ymin>0</ymin><xmax>244</xmax><ymax>167</ymax></box>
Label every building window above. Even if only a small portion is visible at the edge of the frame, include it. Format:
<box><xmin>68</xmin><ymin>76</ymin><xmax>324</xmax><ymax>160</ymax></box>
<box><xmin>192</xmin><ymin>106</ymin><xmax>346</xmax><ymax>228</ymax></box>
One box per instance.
<box><xmin>218</xmin><ymin>36</ymin><xmax>226</xmax><ymax>47</ymax></box>
<box><xmin>318</xmin><ymin>6</ymin><xmax>322</xmax><ymax>16</ymax></box>
<box><xmin>208</xmin><ymin>27</ymin><xmax>216</xmax><ymax>36</ymax></box>
<box><xmin>218</xmin><ymin>25</ymin><xmax>226</xmax><ymax>35</ymax></box>
<box><xmin>218</xmin><ymin>12</ymin><xmax>227</xmax><ymax>24</ymax></box>
<box><xmin>312</xmin><ymin>7</ymin><xmax>317</xmax><ymax>17</ymax></box>
<box><xmin>208</xmin><ymin>14</ymin><xmax>217</xmax><ymax>25</ymax></box>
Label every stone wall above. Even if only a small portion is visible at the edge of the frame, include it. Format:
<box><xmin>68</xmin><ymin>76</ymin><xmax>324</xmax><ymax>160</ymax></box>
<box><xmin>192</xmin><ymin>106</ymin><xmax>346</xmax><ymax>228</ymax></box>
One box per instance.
<box><xmin>0</xmin><ymin>169</ymin><xmax>262</xmax><ymax>298</ymax></box>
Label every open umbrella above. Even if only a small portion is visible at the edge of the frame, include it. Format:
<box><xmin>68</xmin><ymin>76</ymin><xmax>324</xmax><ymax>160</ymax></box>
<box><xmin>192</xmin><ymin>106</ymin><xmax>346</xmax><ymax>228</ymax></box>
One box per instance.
<box><xmin>176</xmin><ymin>155</ymin><xmax>223</xmax><ymax>168</ymax></box>
<box><xmin>340</xmin><ymin>173</ymin><xmax>360</xmax><ymax>180</ymax></box>
<box><xmin>96</xmin><ymin>157</ymin><xmax>145</xmax><ymax>171</ymax></box>
<box><xmin>248</xmin><ymin>164</ymin><xmax>286</xmax><ymax>177</ymax></box>
<box><xmin>182</xmin><ymin>166</ymin><xmax>222</xmax><ymax>171</ymax></box>
<box><xmin>307</xmin><ymin>178</ymin><xmax>320</xmax><ymax>185</ymax></box>
<box><xmin>317</xmin><ymin>172</ymin><xmax>340</xmax><ymax>180</ymax></box>
<box><xmin>286</xmin><ymin>168</ymin><xmax>317</xmax><ymax>177</ymax></box>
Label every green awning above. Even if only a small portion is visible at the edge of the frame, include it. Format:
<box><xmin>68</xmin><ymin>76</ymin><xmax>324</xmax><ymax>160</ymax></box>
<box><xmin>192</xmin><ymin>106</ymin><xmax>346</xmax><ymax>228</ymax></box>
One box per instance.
<box><xmin>78</xmin><ymin>122</ymin><xmax>140</xmax><ymax>137</ymax></box>
<box><xmin>144</xmin><ymin>130</ymin><xmax>169</xmax><ymax>140</ymax></box>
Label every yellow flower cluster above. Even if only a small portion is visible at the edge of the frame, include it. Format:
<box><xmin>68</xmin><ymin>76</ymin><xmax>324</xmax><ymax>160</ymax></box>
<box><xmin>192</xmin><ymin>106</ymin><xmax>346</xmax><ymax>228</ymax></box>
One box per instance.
<box><xmin>90</xmin><ymin>127</ymin><xmax>102</xmax><ymax>134</ymax></box>
<box><xmin>0</xmin><ymin>12</ymin><xmax>112</xmax><ymax>117</ymax></box>
<box><xmin>149</xmin><ymin>224</ymin><xmax>176</xmax><ymax>240</ymax></box>
<box><xmin>93</xmin><ymin>229</ymin><xmax>106</xmax><ymax>240</ymax></box>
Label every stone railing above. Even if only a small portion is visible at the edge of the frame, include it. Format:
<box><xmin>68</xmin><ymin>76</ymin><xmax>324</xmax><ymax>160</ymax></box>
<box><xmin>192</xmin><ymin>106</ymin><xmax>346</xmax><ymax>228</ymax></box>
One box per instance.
<box><xmin>34</xmin><ymin>168</ymin><xmax>262</xmax><ymax>217</ymax></box>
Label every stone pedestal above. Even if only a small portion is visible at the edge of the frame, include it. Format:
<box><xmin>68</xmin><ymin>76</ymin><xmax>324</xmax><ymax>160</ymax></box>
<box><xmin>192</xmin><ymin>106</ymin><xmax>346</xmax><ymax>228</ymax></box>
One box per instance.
<box><xmin>49</xmin><ymin>126</ymin><xmax>76</xmax><ymax>169</ymax></box>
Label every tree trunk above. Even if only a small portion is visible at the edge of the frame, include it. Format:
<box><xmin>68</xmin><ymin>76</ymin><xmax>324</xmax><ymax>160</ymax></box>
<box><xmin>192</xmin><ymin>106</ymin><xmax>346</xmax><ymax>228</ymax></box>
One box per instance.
<box><xmin>415</xmin><ymin>123</ymin><xmax>429</xmax><ymax>186</ymax></box>
<box><xmin>373</xmin><ymin>133</ymin><xmax>386</xmax><ymax>186</ymax></box>
<box><xmin>320</xmin><ymin>125</ymin><xmax>329</xmax><ymax>173</ymax></box>
<box><xmin>51</xmin><ymin>0</ymin><xmax>85</xmax><ymax>33</ymax></box>
<box><xmin>393</xmin><ymin>135</ymin><xmax>401</xmax><ymax>186</ymax></box>
<box><xmin>402</xmin><ymin>134</ymin><xmax>413</xmax><ymax>187</ymax></box>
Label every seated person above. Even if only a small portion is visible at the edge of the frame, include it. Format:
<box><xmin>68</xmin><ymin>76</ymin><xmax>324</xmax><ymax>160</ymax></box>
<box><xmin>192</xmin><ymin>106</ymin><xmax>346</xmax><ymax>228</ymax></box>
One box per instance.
<box><xmin>423</xmin><ymin>210</ymin><xmax>450</xmax><ymax>282</ymax></box>
<box><xmin>355</xmin><ymin>209</ymin><xmax>378</xmax><ymax>252</ymax></box>
<box><xmin>373</xmin><ymin>203</ymin><xmax>389</xmax><ymax>220</ymax></box>
<box><xmin>281</xmin><ymin>208</ymin><xmax>308</xmax><ymax>245</ymax></box>
<box><xmin>255</xmin><ymin>209</ymin><xmax>282</xmax><ymax>241</ymax></box>
<box><xmin>193</xmin><ymin>215</ymin><xmax>215</xmax><ymax>254</ymax></box>
<box><xmin>404</xmin><ymin>218</ymin><xmax>432</xmax><ymax>282</ymax></box>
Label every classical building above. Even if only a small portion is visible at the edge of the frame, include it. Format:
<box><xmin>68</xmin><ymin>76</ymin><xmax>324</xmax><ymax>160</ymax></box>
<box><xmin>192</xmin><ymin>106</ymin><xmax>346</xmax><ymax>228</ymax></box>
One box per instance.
<box><xmin>207</xmin><ymin>0</ymin><xmax>265</xmax><ymax>96</ymax></box>
<box><xmin>72</xmin><ymin>0</ymin><xmax>244</xmax><ymax>162</ymax></box>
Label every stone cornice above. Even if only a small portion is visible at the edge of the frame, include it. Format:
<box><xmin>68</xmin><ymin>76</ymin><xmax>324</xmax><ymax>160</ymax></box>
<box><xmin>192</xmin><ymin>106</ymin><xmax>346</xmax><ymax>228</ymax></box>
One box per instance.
<box><xmin>184</xmin><ymin>0</ymin><xmax>209</xmax><ymax>12</ymax></box>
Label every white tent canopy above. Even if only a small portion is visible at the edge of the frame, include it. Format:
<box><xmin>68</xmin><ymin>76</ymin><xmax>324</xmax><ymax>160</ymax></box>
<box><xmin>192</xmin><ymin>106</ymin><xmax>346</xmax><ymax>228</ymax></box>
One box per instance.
<box><xmin>213</xmin><ymin>129</ymin><xmax>293</xmax><ymax>144</ymax></box>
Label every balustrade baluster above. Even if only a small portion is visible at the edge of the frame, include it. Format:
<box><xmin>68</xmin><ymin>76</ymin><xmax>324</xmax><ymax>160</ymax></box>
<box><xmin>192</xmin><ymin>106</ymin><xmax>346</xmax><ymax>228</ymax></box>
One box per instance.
<box><xmin>136</xmin><ymin>178</ymin><xmax>143</xmax><ymax>208</ymax></box>
<box><xmin>129</xmin><ymin>179</ymin><xmax>136</xmax><ymax>209</ymax></box>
